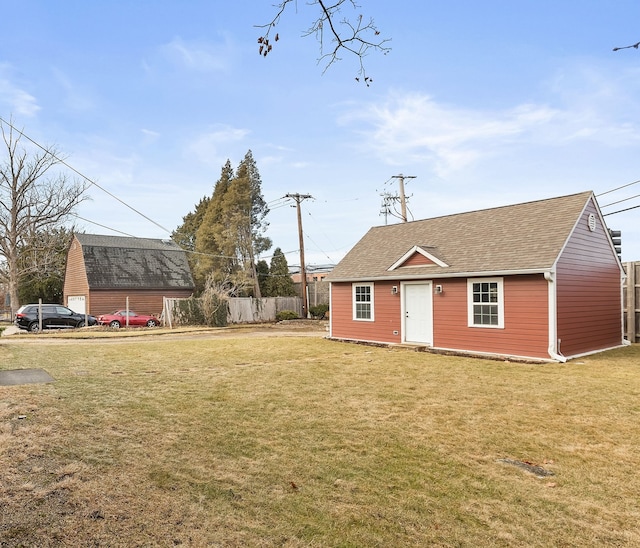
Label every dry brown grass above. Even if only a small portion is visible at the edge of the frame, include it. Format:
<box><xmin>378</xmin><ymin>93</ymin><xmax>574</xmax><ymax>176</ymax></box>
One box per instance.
<box><xmin>1</xmin><ymin>333</ymin><xmax>639</xmax><ymax>547</ymax></box>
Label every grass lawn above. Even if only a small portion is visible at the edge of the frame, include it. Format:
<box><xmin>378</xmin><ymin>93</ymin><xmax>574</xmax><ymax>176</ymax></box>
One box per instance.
<box><xmin>1</xmin><ymin>334</ymin><xmax>639</xmax><ymax>546</ymax></box>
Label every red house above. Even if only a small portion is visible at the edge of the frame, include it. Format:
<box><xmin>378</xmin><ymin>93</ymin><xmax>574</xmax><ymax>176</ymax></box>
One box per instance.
<box><xmin>326</xmin><ymin>191</ymin><xmax>626</xmax><ymax>362</ymax></box>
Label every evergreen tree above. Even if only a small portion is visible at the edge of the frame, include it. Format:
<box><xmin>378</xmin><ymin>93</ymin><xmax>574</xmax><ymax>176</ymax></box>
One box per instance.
<box><xmin>266</xmin><ymin>247</ymin><xmax>297</xmax><ymax>297</ymax></box>
<box><xmin>171</xmin><ymin>195</ymin><xmax>210</xmax><ymax>292</ymax></box>
<box><xmin>256</xmin><ymin>259</ymin><xmax>269</xmax><ymax>297</ymax></box>
<box><xmin>172</xmin><ymin>196</ymin><xmax>210</xmax><ymax>252</ymax></box>
<box><xmin>193</xmin><ymin>160</ymin><xmax>235</xmax><ymax>291</ymax></box>
<box><xmin>173</xmin><ymin>151</ymin><xmax>272</xmax><ymax>296</ymax></box>
<box><xmin>214</xmin><ymin>150</ymin><xmax>271</xmax><ymax>297</ymax></box>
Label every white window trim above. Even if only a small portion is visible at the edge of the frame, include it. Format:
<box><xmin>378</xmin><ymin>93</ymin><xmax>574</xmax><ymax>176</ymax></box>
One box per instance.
<box><xmin>467</xmin><ymin>277</ymin><xmax>504</xmax><ymax>329</ymax></box>
<box><xmin>352</xmin><ymin>282</ymin><xmax>375</xmax><ymax>322</ymax></box>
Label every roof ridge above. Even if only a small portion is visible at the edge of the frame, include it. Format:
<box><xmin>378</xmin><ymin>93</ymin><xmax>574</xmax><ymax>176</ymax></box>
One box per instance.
<box><xmin>328</xmin><ymin>191</ymin><xmax>597</xmax><ymax>281</ymax></box>
<box><xmin>372</xmin><ymin>190</ymin><xmax>593</xmax><ymax>228</ymax></box>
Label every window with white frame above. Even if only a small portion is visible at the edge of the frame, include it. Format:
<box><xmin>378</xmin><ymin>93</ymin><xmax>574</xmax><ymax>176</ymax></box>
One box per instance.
<box><xmin>353</xmin><ymin>283</ymin><xmax>374</xmax><ymax>321</ymax></box>
<box><xmin>467</xmin><ymin>278</ymin><xmax>504</xmax><ymax>328</ymax></box>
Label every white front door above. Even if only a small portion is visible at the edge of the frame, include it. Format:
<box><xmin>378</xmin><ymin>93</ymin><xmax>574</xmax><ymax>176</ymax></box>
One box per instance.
<box><xmin>403</xmin><ymin>283</ymin><xmax>433</xmax><ymax>344</ymax></box>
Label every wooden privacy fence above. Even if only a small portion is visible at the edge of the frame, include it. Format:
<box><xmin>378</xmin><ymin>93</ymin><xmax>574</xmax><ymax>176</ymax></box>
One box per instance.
<box><xmin>162</xmin><ymin>296</ymin><xmax>302</xmax><ymax>327</ymax></box>
<box><xmin>624</xmin><ymin>261</ymin><xmax>639</xmax><ymax>343</ymax></box>
<box><xmin>227</xmin><ymin>297</ymin><xmax>302</xmax><ymax>323</ymax></box>
<box><xmin>294</xmin><ymin>281</ymin><xmax>330</xmax><ymax>308</ymax></box>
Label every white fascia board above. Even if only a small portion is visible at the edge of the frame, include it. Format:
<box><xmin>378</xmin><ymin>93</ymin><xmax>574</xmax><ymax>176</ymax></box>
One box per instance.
<box><xmin>387</xmin><ymin>245</ymin><xmax>449</xmax><ymax>270</ymax></box>
<box><xmin>328</xmin><ymin>268</ymin><xmax>551</xmax><ymax>284</ymax></box>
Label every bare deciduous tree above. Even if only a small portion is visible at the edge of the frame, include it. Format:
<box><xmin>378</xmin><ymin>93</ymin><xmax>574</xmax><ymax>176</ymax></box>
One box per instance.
<box><xmin>257</xmin><ymin>0</ymin><xmax>391</xmax><ymax>84</ymax></box>
<box><xmin>0</xmin><ymin>120</ymin><xmax>89</xmax><ymax>311</ymax></box>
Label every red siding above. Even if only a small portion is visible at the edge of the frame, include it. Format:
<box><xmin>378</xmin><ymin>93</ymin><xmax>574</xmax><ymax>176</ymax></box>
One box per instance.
<box><xmin>331</xmin><ymin>281</ymin><xmax>402</xmax><ymax>344</ymax></box>
<box><xmin>331</xmin><ymin>275</ymin><xmax>550</xmax><ymax>359</ymax></box>
<box><xmin>403</xmin><ymin>253</ymin><xmax>435</xmax><ymax>266</ymax></box>
<box><xmin>556</xmin><ymin>201</ymin><xmax>623</xmax><ymax>357</ymax></box>
<box><xmin>433</xmin><ymin>275</ymin><xmax>549</xmax><ymax>359</ymax></box>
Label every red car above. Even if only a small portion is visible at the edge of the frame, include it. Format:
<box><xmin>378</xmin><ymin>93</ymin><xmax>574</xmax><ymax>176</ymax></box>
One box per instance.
<box><xmin>97</xmin><ymin>310</ymin><xmax>160</xmax><ymax>328</ymax></box>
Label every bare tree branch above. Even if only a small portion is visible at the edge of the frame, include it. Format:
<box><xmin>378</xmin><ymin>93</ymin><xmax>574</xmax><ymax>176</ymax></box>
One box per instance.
<box><xmin>257</xmin><ymin>0</ymin><xmax>391</xmax><ymax>85</ymax></box>
<box><xmin>613</xmin><ymin>41</ymin><xmax>640</xmax><ymax>51</ymax></box>
<box><xmin>0</xmin><ymin>118</ymin><xmax>89</xmax><ymax>310</ymax></box>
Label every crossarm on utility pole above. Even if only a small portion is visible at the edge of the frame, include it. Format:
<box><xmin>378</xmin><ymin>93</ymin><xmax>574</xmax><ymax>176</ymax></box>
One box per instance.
<box><xmin>391</xmin><ymin>174</ymin><xmax>416</xmax><ymax>222</ymax></box>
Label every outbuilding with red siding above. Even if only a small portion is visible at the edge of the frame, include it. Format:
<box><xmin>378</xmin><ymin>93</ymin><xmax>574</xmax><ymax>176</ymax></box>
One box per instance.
<box><xmin>326</xmin><ymin>191</ymin><xmax>626</xmax><ymax>362</ymax></box>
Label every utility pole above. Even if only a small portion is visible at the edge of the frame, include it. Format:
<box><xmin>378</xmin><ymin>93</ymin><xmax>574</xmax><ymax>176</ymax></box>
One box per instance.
<box><xmin>284</xmin><ymin>193</ymin><xmax>313</xmax><ymax>318</ymax></box>
<box><xmin>379</xmin><ymin>192</ymin><xmax>398</xmax><ymax>225</ymax></box>
<box><xmin>391</xmin><ymin>174</ymin><xmax>416</xmax><ymax>222</ymax></box>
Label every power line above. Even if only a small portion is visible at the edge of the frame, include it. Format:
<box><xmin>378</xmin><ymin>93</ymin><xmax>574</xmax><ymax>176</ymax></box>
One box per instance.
<box><xmin>267</xmin><ymin>197</ymin><xmax>290</xmax><ymax>206</ymax></box>
<box><xmin>70</xmin><ymin>213</ymin><xmax>137</xmax><ymax>237</ymax></box>
<box><xmin>600</xmin><ymin>192</ymin><xmax>640</xmax><ymax>208</ymax></box>
<box><xmin>268</xmin><ymin>201</ymin><xmax>292</xmax><ymax>211</ymax></box>
<box><xmin>305</xmin><ymin>209</ymin><xmax>339</xmax><ymax>263</ymax></box>
<box><xmin>0</xmin><ymin>116</ymin><xmax>173</xmax><ymax>234</ymax></box>
<box><xmin>602</xmin><ymin>203</ymin><xmax>640</xmax><ymax>216</ymax></box>
<box><xmin>302</xmin><ymin>225</ymin><xmax>337</xmax><ymax>264</ymax></box>
<box><xmin>596</xmin><ymin>179</ymin><xmax>640</xmax><ymax>197</ymax></box>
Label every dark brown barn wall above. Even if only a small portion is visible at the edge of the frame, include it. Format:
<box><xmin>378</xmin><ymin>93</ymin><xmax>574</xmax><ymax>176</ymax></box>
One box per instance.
<box><xmin>556</xmin><ymin>200</ymin><xmax>623</xmax><ymax>357</ymax></box>
<box><xmin>89</xmin><ymin>289</ymin><xmax>193</xmax><ymax>317</ymax></box>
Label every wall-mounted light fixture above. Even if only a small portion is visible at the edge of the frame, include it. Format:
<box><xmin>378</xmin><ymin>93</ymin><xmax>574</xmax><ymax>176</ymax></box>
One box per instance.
<box><xmin>435</xmin><ymin>284</ymin><xmax>443</xmax><ymax>294</ymax></box>
<box><xmin>391</xmin><ymin>286</ymin><xmax>398</xmax><ymax>295</ymax></box>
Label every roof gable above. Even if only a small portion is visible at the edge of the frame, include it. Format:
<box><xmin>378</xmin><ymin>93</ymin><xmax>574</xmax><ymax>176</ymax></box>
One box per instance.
<box><xmin>328</xmin><ymin>191</ymin><xmax>597</xmax><ymax>282</ymax></box>
<box><xmin>388</xmin><ymin>246</ymin><xmax>449</xmax><ymax>270</ymax></box>
<box><xmin>73</xmin><ymin>234</ymin><xmax>194</xmax><ymax>290</ymax></box>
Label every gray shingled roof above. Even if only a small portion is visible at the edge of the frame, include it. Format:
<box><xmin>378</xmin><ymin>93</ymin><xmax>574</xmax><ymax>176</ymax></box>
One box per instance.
<box><xmin>76</xmin><ymin>233</ymin><xmax>194</xmax><ymax>290</ymax></box>
<box><xmin>327</xmin><ymin>191</ymin><xmax>594</xmax><ymax>282</ymax></box>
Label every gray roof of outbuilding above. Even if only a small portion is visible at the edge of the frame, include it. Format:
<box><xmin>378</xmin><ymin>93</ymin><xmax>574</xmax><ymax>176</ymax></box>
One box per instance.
<box><xmin>327</xmin><ymin>191</ymin><xmax>594</xmax><ymax>282</ymax></box>
<box><xmin>75</xmin><ymin>233</ymin><xmax>194</xmax><ymax>290</ymax></box>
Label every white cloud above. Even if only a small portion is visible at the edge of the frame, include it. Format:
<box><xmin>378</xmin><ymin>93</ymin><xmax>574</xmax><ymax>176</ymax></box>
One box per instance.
<box><xmin>540</xmin><ymin>63</ymin><xmax>640</xmax><ymax>146</ymax></box>
<box><xmin>141</xmin><ymin>128</ymin><xmax>161</xmax><ymax>143</ymax></box>
<box><xmin>160</xmin><ymin>36</ymin><xmax>232</xmax><ymax>72</ymax></box>
<box><xmin>0</xmin><ymin>64</ymin><xmax>40</xmax><ymax>117</ymax></box>
<box><xmin>342</xmin><ymin>93</ymin><xmax>558</xmax><ymax>176</ymax></box>
<box><xmin>50</xmin><ymin>67</ymin><xmax>95</xmax><ymax>111</ymax></box>
<box><xmin>342</xmin><ymin>63</ymin><xmax>640</xmax><ymax>178</ymax></box>
<box><xmin>186</xmin><ymin>125</ymin><xmax>250</xmax><ymax>166</ymax></box>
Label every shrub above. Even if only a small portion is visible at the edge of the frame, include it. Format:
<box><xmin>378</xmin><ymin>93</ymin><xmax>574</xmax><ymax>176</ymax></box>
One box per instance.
<box><xmin>174</xmin><ymin>297</ymin><xmax>207</xmax><ymax>326</ymax></box>
<box><xmin>276</xmin><ymin>310</ymin><xmax>299</xmax><ymax>321</ymax></box>
<box><xmin>309</xmin><ymin>304</ymin><xmax>329</xmax><ymax>319</ymax></box>
<box><xmin>172</xmin><ymin>294</ymin><xmax>228</xmax><ymax>327</ymax></box>
<box><xmin>201</xmin><ymin>291</ymin><xmax>228</xmax><ymax>327</ymax></box>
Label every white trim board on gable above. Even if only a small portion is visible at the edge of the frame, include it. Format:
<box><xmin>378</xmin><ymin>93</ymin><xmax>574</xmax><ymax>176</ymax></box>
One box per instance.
<box><xmin>388</xmin><ymin>245</ymin><xmax>449</xmax><ymax>270</ymax></box>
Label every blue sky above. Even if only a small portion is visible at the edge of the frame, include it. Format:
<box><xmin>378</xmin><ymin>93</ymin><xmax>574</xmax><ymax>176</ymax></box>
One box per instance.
<box><xmin>2</xmin><ymin>1</ymin><xmax>640</xmax><ymax>265</ymax></box>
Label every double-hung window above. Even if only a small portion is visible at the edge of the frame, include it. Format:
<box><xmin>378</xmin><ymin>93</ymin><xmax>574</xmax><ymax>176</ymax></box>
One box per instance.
<box><xmin>467</xmin><ymin>278</ymin><xmax>504</xmax><ymax>328</ymax></box>
<box><xmin>353</xmin><ymin>283</ymin><xmax>374</xmax><ymax>321</ymax></box>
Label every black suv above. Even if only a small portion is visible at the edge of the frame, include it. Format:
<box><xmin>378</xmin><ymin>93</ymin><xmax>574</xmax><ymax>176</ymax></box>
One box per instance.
<box><xmin>14</xmin><ymin>304</ymin><xmax>97</xmax><ymax>332</ymax></box>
